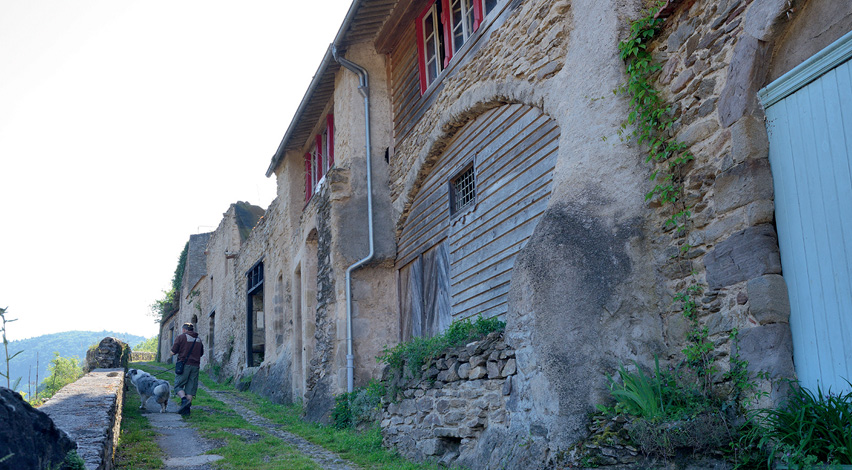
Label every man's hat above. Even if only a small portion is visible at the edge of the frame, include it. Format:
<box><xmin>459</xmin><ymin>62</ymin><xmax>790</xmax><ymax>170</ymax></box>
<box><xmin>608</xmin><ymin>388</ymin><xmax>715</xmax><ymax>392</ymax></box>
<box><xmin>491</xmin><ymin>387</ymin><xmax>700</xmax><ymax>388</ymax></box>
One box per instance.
<box><xmin>182</xmin><ymin>322</ymin><xmax>194</xmax><ymax>331</ymax></box>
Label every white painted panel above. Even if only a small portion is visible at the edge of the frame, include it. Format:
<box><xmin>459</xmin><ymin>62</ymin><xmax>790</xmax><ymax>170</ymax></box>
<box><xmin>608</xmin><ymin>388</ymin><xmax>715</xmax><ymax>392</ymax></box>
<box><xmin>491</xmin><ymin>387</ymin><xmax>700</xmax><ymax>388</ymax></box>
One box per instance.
<box><xmin>764</xmin><ymin>55</ymin><xmax>852</xmax><ymax>392</ymax></box>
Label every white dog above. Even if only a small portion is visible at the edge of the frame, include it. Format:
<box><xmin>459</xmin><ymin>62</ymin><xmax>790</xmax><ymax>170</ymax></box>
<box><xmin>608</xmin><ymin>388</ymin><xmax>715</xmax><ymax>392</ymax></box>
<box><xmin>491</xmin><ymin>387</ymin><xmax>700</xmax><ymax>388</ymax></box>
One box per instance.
<box><xmin>126</xmin><ymin>369</ymin><xmax>170</xmax><ymax>413</ymax></box>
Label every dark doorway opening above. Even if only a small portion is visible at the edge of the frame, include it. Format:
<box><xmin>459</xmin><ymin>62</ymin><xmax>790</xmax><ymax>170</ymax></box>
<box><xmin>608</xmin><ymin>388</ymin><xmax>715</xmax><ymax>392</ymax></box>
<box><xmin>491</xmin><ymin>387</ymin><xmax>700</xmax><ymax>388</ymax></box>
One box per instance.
<box><xmin>246</xmin><ymin>260</ymin><xmax>265</xmax><ymax>367</ymax></box>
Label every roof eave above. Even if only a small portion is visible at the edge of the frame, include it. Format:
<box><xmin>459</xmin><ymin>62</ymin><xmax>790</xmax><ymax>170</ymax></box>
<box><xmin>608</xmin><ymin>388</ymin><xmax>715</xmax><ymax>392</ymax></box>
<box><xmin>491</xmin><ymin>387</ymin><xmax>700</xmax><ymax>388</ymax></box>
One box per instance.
<box><xmin>266</xmin><ymin>45</ymin><xmax>336</xmax><ymax>177</ymax></box>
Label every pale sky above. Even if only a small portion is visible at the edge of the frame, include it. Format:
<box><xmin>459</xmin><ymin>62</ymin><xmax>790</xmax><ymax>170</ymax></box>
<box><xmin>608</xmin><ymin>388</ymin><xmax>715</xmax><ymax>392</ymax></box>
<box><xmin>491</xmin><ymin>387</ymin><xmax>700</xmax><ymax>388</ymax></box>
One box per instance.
<box><xmin>0</xmin><ymin>0</ymin><xmax>353</xmax><ymax>341</ymax></box>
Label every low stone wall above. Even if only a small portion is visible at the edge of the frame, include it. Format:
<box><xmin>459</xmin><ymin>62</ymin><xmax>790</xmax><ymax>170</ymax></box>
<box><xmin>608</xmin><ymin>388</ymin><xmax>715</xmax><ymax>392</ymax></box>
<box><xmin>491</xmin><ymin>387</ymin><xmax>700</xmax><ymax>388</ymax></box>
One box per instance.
<box><xmin>381</xmin><ymin>332</ymin><xmax>516</xmax><ymax>466</ymax></box>
<box><xmin>130</xmin><ymin>351</ymin><xmax>155</xmax><ymax>362</ymax></box>
<box><xmin>40</xmin><ymin>368</ymin><xmax>125</xmax><ymax>470</ymax></box>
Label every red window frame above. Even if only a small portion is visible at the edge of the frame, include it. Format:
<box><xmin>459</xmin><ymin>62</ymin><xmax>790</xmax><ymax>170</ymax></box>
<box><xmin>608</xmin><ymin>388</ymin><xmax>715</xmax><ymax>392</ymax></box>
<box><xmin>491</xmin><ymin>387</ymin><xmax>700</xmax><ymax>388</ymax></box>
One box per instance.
<box><xmin>304</xmin><ymin>113</ymin><xmax>335</xmax><ymax>203</ymax></box>
<box><xmin>416</xmin><ymin>0</ymin><xmax>486</xmax><ymax>94</ymax></box>
<box><xmin>304</xmin><ymin>152</ymin><xmax>313</xmax><ymax>202</ymax></box>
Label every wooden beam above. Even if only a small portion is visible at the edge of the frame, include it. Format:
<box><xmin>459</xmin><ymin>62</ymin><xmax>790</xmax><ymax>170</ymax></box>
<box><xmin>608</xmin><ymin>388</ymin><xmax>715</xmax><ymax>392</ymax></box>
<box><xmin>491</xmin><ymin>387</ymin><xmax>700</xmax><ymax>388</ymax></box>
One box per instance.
<box><xmin>375</xmin><ymin>0</ymin><xmax>430</xmax><ymax>54</ymax></box>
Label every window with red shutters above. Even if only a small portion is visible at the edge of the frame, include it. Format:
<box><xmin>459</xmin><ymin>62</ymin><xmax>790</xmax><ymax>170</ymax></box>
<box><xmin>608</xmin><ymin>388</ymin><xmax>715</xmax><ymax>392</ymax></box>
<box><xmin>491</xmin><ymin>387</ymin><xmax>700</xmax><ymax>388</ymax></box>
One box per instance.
<box><xmin>303</xmin><ymin>113</ymin><xmax>335</xmax><ymax>204</ymax></box>
<box><xmin>416</xmin><ymin>0</ymin><xmax>500</xmax><ymax>94</ymax></box>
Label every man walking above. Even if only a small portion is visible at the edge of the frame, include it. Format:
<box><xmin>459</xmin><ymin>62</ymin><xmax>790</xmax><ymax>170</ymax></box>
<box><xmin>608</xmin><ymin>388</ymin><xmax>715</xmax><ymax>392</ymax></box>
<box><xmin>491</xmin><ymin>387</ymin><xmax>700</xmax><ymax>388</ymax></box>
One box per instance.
<box><xmin>170</xmin><ymin>322</ymin><xmax>203</xmax><ymax>415</ymax></box>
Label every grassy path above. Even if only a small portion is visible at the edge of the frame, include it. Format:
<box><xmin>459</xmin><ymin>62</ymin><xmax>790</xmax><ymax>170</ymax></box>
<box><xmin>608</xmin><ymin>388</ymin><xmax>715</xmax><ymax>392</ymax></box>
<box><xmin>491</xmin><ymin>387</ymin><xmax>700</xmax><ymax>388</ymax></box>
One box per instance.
<box><xmin>205</xmin><ymin>386</ymin><xmax>358</xmax><ymax>470</ymax></box>
<box><xmin>117</xmin><ymin>362</ymin><xmax>449</xmax><ymax>470</ymax></box>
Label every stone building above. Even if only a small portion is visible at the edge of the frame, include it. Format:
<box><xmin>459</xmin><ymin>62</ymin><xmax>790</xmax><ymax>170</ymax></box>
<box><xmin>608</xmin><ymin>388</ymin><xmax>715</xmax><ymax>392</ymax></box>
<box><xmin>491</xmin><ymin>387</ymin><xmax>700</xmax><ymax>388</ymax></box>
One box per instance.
<box><xmin>161</xmin><ymin>0</ymin><xmax>851</xmax><ymax>467</ymax></box>
<box><xmin>158</xmin><ymin>204</ymin><xmax>261</xmax><ymax>367</ymax></box>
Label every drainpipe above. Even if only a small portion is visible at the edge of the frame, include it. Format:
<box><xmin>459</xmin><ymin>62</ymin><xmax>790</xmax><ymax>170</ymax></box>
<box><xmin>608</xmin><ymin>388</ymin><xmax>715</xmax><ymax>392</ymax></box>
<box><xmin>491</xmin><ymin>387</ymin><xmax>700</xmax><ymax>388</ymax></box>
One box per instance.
<box><xmin>333</xmin><ymin>46</ymin><xmax>374</xmax><ymax>393</ymax></box>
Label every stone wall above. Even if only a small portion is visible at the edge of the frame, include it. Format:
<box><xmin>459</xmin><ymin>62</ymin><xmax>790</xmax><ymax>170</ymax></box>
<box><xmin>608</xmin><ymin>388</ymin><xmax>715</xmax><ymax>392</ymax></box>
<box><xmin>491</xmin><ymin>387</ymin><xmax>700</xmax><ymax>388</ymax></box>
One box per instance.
<box><xmin>378</xmin><ymin>0</ymin><xmax>847</xmax><ymax>466</ymax></box>
<box><xmin>40</xmin><ymin>369</ymin><xmax>125</xmax><ymax>470</ymax></box>
<box><xmin>644</xmin><ymin>0</ymin><xmax>852</xmax><ymax>408</ymax></box>
<box><xmin>381</xmin><ymin>332</ymin><xmax>517</xmax><ymax>467</ymax></box>
<box><xmin>130</xmin><ymin>351</ymin><xmax>155</xmax><ymax>362</ymax></box>
<box><xmin>86</xmin><ymin>337</ymin><xmax>130</xmax><ymax>372</ymax></box>
<box><xmin>202</xmin><ymin>204</ymin><xmax>247</xmax><ymax>377</ymax></box>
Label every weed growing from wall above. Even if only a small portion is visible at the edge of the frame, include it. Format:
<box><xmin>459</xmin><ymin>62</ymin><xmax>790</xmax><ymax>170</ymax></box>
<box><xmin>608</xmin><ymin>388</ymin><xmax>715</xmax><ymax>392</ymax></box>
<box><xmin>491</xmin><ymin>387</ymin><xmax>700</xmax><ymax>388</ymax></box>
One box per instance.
<box><xmin>378</xmin><ymin>315</ymin><xmax>505</xmax><ymax>376</ymax></box>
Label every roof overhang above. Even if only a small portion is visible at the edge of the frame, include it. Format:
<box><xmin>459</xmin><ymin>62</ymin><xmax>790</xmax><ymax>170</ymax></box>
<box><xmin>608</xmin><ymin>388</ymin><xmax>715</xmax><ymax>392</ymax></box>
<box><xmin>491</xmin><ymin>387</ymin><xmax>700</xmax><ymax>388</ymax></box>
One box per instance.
<box><xmin>265</xmin><ymin>0</ymin><xmax>399</xmax><ymax>177</ymax></box>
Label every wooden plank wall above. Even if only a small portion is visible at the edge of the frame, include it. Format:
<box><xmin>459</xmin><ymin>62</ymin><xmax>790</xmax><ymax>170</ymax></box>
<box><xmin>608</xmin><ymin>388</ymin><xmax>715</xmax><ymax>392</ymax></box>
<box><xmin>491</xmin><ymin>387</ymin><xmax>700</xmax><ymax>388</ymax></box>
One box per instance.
<box><xmin>389</xmin><ymin>26</ymin><xmax>423</xmax><ymax>145</ymax></box>
<box><xmin>397</xmin><ymin>104</ymin><xmax>560</xmax><ymax>334</ymax></box>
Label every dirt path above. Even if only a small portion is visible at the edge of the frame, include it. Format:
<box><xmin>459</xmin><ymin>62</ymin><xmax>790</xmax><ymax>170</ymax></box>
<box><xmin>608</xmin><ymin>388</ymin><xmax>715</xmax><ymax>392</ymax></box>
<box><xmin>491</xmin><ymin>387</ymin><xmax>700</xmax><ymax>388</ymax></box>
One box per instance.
<box><xmin>143</xmin><ymin>403</ymin><xmax>224</xmax><ymax>469</ymax></box>
<box><xmin>135</xmin><ymin>364</ymin><xmax>359</xmax><ymax>470</ymax></box>
<box><xmin>134</xmin><ymin>370</ymin><xmax>224</xmax><ymax>469</ymax></box>
<box><xmin>204</xmin><ymin>386</ymin><xmax>359</xmax><ymax>470</ymax></box>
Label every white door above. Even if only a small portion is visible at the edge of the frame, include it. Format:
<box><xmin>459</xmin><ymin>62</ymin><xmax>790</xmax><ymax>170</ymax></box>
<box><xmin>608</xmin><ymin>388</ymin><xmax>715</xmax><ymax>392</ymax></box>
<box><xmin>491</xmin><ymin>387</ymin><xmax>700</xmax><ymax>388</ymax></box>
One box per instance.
<box><xmin>760</xmin><ymin>31</ymin><xmax>852</xmax><ymax>392</ymax></box>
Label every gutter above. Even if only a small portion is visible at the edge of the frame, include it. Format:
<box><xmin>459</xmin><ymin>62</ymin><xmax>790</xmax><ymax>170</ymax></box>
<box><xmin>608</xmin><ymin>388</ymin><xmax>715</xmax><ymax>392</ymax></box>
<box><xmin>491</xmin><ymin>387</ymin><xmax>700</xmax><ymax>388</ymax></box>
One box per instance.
<box><xmin>332</xmin><ymin>44</ymin><xmax>374</xmax><ymax>394</ymax></box>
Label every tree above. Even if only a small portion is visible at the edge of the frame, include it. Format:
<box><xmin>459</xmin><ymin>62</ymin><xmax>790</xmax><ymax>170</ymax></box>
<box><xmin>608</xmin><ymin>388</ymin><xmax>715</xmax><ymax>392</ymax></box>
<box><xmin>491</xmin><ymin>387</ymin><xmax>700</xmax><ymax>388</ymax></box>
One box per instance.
<box><xmin>150</xmin><ymin>242</ymin><xmax>189</xmax><ymax>321</ymax></box>
<box><xmin>133</xmin><ymin>336</ymin><xmax>159</xmax><ymax>353</ymax></box>
<box><xmin>40</xmin><ymin>353</ymin><xmax>83</xmax><ymax>399</ymax></box>
<box><xmin>0</xmin><ymin>306</ymin><xmax>23</xmax><ymax>390</ymax></box>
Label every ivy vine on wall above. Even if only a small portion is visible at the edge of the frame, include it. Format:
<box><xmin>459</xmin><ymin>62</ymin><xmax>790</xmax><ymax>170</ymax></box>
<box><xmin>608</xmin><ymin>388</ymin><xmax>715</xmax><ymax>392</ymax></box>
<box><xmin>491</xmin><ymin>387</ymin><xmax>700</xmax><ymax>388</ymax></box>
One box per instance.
<box><xmin>616</xmin><ymin>1</ymin><xmax>716</xmax><ymax>389</ymax></box>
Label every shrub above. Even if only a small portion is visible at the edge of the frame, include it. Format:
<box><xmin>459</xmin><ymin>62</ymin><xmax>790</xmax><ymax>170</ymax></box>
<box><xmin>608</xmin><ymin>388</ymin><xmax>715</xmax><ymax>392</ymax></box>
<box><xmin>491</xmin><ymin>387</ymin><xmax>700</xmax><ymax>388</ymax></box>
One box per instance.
<box><xmin>603</xmin><ymin>356</ymin><xmax>710</xmax><ymax>421</ymax></box>
<box><xmin>60</xmin><ymin>450</ymin><xmax>86</xmax><ymax>470</ymax></box>
<box><xmin>377</xmin><ymin>315</ymin><xmax>505</xmax><ymax>375</ymax></box>
<box><xmin>743</xmin><ymin>382</ymin><xmax>852</xmax><ymax>468</ymax></box>
<box><xmin>331</xmin><ymin>379</ymin><xmax>386</xmax><ymax>429</ymax></box>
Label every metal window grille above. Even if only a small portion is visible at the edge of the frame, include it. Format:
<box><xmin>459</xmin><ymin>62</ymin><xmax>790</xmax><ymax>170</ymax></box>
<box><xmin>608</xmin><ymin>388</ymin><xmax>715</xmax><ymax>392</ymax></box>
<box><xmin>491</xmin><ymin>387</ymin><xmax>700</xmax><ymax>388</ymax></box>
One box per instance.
<box><xmin>450</xmin><ymin>163</ymin><xmax>475</xmax><ymax>215</ymax></box>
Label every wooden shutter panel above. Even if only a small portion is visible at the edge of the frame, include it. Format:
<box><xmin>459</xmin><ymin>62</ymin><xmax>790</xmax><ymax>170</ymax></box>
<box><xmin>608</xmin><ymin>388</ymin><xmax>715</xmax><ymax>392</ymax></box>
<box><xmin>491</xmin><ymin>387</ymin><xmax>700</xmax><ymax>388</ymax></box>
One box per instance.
<box><xmin>315</xmin><ymin>135</ymin><xmax>323</xmax><ymax>181</ymax></box>
<box><xmin>304</xmin><ymin>152</ymin><xmax>312</xmax><ymax>202</ymax></box>
<box><xmin>326</xmin><ymin>114</ymin><xmax>334</xmax><ymax>167</ymax></box>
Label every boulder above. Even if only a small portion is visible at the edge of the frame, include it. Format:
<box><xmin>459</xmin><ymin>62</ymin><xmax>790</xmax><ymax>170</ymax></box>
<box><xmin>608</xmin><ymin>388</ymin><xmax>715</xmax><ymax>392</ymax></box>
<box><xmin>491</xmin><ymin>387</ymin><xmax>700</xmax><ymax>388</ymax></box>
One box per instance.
<box><xmin>0</xmin><ymin>387</ymin><xmax>76</xmax><ymax>470</ymax></box>
<box><xmin>85</xmin><ymin>337</ymin><xmax>130</xmax><ymax>371</ymax></box>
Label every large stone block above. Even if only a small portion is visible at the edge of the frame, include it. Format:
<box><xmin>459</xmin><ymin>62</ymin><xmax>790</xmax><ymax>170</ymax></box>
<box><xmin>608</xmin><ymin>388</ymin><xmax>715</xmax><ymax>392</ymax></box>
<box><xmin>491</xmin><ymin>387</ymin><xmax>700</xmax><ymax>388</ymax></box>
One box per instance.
<box><xmin>737</xmin><ymin>323</ymin><xmax>795</xmax><ymax>379</ymax></box>
<box><xmin>704</xmin><ymin>225</ymin><xmax>781</xmax><ymax>289</ymax></box>
<box><xmin>744</xmin><ymin>0</ymin><xmax>792</xmax><ymax>41</ymax></box>
<box><xmin>248</xmin><ymin>351</ymin><xmax>293</xmax><ymax>404</ymax></box>
<box><xmin>0</xmin><ymin>387</ymin><xmax>76</xmax><ymax>470</ymax></box>
<box><xmin>713</xmin><ymin>158</ymin><xmax>774</xmax><ymax>214</ymax></box>
<box><xmin>747</xmin><ymin>274</ymin><xmax>791</xmax><ymax>324</ymax></box>
<box><xmin>718</xmin><ymin>35</ymin><xmax>771</xmax><ymax>127</ymax></box>
<box><xmin>731</xmin><ymin>115</ymin><xmax>769</xmax><ymax>165</ymax></box>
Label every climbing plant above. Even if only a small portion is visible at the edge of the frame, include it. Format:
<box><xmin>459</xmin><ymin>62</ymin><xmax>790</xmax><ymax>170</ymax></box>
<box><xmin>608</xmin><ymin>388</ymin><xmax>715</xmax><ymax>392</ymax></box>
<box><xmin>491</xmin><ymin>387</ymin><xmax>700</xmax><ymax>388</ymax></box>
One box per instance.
<box><xmin>616</xmin><ymin>1</ymin><xmax>715</xmax><ymax>388</ymax></box>
<box><xmin>150</xmin><ymin>241</ymin><xmax>190</xmax><ymax>321</ymax></box>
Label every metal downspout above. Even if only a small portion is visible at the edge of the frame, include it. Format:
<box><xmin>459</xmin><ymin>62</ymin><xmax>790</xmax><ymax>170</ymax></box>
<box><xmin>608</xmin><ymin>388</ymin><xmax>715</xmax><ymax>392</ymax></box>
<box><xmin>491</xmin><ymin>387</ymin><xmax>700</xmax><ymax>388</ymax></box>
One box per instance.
<box><xmin>332</xmin><ymin>46</ymin><xmax>374</xmax><ymax>393</ymax></box>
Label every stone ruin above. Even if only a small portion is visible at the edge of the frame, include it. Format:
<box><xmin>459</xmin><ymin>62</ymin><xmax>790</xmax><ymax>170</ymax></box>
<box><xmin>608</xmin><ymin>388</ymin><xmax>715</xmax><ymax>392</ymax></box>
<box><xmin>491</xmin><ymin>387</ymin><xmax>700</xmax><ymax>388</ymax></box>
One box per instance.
<box><xmin>85</xmin><ymin>337</ymin><xmax>130</xmax><ymax>371</ymax></box>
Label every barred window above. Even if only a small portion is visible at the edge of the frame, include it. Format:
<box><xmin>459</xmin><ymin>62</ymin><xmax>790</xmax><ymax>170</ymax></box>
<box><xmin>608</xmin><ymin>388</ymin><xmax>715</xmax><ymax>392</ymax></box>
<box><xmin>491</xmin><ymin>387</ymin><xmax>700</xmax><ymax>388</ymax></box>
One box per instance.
<box><xmin>449</xmin><ymin>163</ymin><xmax>475</xmax><ymax>215</ymax></box>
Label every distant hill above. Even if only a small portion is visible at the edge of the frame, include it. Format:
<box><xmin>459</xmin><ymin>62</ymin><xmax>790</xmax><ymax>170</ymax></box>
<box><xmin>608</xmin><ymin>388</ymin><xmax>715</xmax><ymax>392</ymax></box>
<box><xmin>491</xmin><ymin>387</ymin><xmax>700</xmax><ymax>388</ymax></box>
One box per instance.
<box><xmin>3</xmin><ymin>330</ymin><xmax>149</xmax><ymax>392</ymax></box>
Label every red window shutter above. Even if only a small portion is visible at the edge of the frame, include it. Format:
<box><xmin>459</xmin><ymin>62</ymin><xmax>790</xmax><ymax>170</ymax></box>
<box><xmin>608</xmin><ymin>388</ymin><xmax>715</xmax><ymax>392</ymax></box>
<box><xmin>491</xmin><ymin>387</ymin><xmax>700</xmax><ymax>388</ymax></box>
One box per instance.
<box><xmin>441</xmin><ymin>0</ymin><xmax>453</xmax><ymax>68</ymax></box>
<box><xmin>472</xmin><ymin>0</ymin><xmax>483</xmax><ymax>31</ymax></box>
<box><xmin>315</xmin><ymin>135</ymin><xmax>323</xmax><ymax>181</ymax></box>
<box><xmin>304</xmin><ymin>152</ymin><xmax>312</xmax><ymax>202</ymax></box>
<box><xmin>326</xmin><ymin>114</ymin><xmax>335</xmax><ymax>167</ymax></box>
<box><xmin>415</xmin><ymin>5</ymin><xmax>430</xmax><ymax>95</ymax></box>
